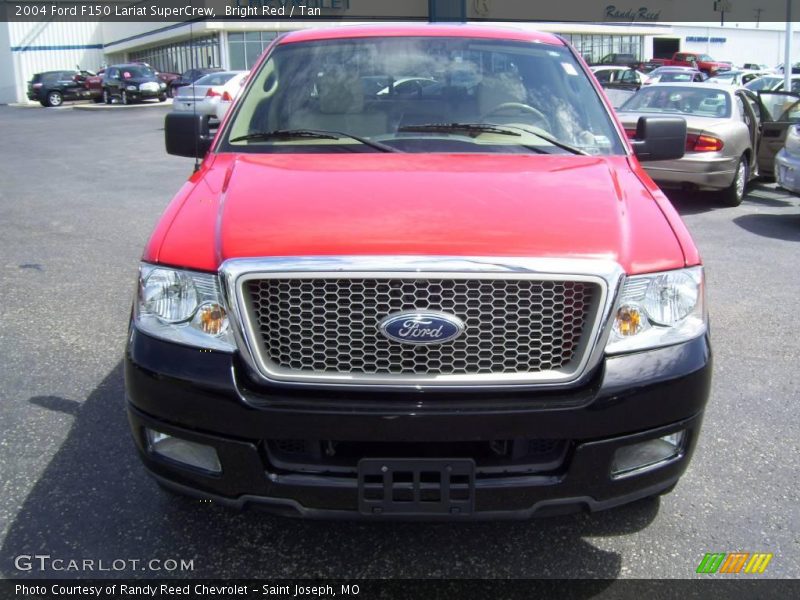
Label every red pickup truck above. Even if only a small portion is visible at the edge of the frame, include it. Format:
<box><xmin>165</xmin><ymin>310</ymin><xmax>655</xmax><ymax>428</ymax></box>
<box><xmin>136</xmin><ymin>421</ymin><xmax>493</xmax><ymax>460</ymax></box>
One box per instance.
<box><xmin>665</xmin><ymin>52</ymin><xmax>731</xmax><ymax>76</ymax></box>
<box><xmin>127</xmin><ymin>24</ymin><xmax>711</xmax><ymax>519</ymax></box>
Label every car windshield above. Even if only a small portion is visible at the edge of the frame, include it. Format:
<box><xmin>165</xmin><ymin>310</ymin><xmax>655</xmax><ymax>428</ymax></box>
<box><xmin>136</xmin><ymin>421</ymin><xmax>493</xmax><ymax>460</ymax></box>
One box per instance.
<box><xmin>658</xmin><ymin>73</ymin><xmax>697</xmax><ymax>82</ymax></box>
<box><xmin>122</xmin><ymin>66</ymin><xmax>156</xmax><ymax>79</ymax></box>
<box><xmin>222</xmin><ymin>36</ymin><xmax>624</xmax><ymax>155</ymax></box>
<box><xmin>745</xmin><ymin>76</ymin><xmax>781</xmax><ymax>90</ymax></box>
<box><xmin>620</xmin><ymin>86</ymin><xmax>731</xmax><ymax>118</ymax></box>
<box><xmin>194</xmin><ymin>73</ymin><xmax>236</xmax><ymax>86</ymax></box>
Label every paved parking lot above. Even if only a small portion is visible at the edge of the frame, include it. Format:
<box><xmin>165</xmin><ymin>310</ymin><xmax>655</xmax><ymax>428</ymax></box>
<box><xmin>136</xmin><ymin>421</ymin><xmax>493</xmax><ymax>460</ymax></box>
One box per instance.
<box><xmin>0</xmin><ymin>104</ymin><xmax>798</xmax><ymax>580</ymax></box>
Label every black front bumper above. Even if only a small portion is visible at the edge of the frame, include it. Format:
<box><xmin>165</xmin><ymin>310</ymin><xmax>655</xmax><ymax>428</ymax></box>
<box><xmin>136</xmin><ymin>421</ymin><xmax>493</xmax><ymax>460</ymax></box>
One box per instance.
<box><xmin>125</xmin><ymin>329</ymin><xmax>711</xmax><ymax>519</ymax></box>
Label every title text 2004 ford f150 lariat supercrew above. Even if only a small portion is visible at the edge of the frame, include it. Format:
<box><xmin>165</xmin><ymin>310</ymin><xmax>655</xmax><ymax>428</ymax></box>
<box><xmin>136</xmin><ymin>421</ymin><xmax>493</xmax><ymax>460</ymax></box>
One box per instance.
<box><xmin>126</xmin><ymin>24</ymin><xmax>711</xmax><ymax>519</ymax></box>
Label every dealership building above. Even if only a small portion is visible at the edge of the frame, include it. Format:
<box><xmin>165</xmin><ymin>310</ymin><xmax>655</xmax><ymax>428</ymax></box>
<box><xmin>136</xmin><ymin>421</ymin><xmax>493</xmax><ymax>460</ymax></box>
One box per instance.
<box><xmin>1</xmin><ymin>18</ymin><xmax>798</xmax><ymax>104</ymax></box>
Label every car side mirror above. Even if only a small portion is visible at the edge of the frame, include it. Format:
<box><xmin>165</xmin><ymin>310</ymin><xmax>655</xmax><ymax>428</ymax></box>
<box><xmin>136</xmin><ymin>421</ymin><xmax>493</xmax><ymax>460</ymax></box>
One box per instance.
<box><xmin>630</xmin><ymin>116</ymin><xmax>686</xmax><ymax>161</ymax></box>
<box><xmin>165</xmin><ymin>112</ymin><xmax>213</xmax><ymax>158</ymax></box>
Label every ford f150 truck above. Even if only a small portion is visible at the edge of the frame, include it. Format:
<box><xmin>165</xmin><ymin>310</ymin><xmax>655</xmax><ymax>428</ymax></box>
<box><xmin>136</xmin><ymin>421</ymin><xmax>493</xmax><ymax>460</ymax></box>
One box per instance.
<box><xmin>126</xmin><ymin>24</ymin><xmax>711</xmax><ymax>519</ymax></box>
<box><xmin>665</xmin><ymin>52</ymin><xmax>731</xmax><ymax>76</ymax></box>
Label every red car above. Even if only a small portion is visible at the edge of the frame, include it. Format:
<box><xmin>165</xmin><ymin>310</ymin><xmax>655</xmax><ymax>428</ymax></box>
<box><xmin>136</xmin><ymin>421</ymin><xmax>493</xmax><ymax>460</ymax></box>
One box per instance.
<box><xmin>127</xmin><ymin>24</ymin><xmax>711</xmax><ymax>519</ymax></box>
<box><xmin>665</xmin><ymin>52</ymin><xmax>731</xmax><ymax>76</ymax></box>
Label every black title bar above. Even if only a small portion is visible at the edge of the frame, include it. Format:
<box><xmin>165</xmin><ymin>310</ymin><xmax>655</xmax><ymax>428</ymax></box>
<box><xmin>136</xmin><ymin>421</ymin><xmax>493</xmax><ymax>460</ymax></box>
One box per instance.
<box><xmin>0</xmin><ymin>0</ymin><xmax>796</xmax><ymax>23</ymax></box>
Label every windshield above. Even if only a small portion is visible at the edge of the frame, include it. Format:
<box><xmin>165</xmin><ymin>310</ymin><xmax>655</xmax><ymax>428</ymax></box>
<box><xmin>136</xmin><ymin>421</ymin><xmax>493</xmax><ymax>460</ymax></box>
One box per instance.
<box><xmin>620</xmin><ymin>86</ymin><xmax>731</xmax><ymax>118</ymax></box>
<box><xmin>222</xmin><ymin>36</ymin><xmax>623</xmax><ymax>155</ymax></box>
<box><xmin>194</xmin><ymin>73</ymin><xmax>236</xmax><ymax>86</ymax></box>
<box><xmin>658</xmin><ymin>72</ymin><xmax>698</xmax><ymax>82</ymax></box>
<box><xmin>745</xmin><ymin>76</ymin><xmax>781</xmax><ymax>91</ymax></box>
<box><xmin>122</xmin><ymin>66</ymin><xmax>156</xmax><ymax>79</ymax></box>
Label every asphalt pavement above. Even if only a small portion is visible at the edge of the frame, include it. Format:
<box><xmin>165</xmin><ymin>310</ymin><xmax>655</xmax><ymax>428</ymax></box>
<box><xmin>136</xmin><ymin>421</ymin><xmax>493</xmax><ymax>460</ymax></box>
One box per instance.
<box><xmin>0</xmin><ymin>103</ymin><xmax>798</xmax><ymax>580</ymax></box>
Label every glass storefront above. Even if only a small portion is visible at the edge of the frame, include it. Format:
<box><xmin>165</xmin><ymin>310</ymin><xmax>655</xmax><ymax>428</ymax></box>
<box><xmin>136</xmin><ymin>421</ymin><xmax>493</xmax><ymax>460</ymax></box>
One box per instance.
<box><xmin>228</xmin><ymin>32</ymin><xmax>279</xmax><ymax>70</ymax></box>
<box><xmin>129</xmin><ymin>35</ymin><xmax>220</xmax><ymax>75</ymax></box>
<box><xmin>561</xmin><ymin>34</ymin><xmax>643</xmax><ymax>64</ymax></box>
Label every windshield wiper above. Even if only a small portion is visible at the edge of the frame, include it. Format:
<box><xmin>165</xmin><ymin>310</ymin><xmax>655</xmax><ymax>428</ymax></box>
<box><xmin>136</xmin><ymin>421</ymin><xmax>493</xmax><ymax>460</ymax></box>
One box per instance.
<box><xmin>397</xmin><ymin>122</ymin><xmax>589</xmax><ymax>155</ymax></box>
<box><xmin>494</xmin><ymin>124</ymin><xmax>590</xmax><ymax>155</ymax></box>
<box><xmin>397</xmin><ymin>122</ymin><xmax>522</xmax><ymax>138</ymax></box>
<box><xmin>229</xmin><ymin>129</ymin><xmax>401</xmax><ymax>153</ymax></box>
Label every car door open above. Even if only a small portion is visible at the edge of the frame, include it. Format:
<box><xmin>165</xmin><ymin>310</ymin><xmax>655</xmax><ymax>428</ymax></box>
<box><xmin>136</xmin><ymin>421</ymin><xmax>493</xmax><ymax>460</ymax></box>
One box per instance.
<box><xmin>756</xmin><ymin>91</ymin><xmax>800</xmax><ymax>176</ymax></box>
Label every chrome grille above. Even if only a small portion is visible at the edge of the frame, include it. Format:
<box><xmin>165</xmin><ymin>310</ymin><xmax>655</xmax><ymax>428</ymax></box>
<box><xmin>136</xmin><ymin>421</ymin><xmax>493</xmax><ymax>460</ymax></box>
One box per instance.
<box><xmin>243</xmin><ymin>277</ymin><xmax>599</xmax><ymax>379</ymax></box>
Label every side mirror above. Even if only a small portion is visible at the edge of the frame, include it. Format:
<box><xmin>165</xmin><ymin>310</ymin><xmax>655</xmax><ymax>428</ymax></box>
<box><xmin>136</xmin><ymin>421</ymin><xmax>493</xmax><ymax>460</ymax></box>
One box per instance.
<box><xmin>165</xmin><ymin>112</ymin><xmax>213</xmax><ymax>158</ymax></box>
<box><xmin>630</xmin><ymin>116</ymin><xmax>686</xmax><ymax>161</ymax></box>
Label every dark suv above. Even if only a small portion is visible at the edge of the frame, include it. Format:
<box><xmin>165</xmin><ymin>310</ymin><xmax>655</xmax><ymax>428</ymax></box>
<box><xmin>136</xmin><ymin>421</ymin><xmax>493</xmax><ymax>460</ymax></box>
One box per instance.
<box><xmin>27</xmin><ymin>71</ymin><xmax>94</xmax><ymax>107</ymax></box>
<box><xmin>102</xmin><ymin>64</ymin><xmax>168</xmax><ymax>105</ymax></box>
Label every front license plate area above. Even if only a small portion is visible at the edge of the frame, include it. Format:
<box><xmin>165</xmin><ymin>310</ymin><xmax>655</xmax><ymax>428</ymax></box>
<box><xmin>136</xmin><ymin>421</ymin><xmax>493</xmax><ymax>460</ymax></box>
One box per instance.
<box><xmin>358</xmin><ymin>458</ymin><xmax>475</xmax><ymax>516</ymax></box>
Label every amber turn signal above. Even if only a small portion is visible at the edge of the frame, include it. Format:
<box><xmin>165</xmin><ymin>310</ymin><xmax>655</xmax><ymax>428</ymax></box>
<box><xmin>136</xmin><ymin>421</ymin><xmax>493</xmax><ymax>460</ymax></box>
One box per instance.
<box><xmin>614</xmin><ymin>305</ymin><xmax>644</xmax><ymax>337</ymax></box>
<box><xmin>197</xmin><ymin>303</ymin><xmax>228</xmax><ymax>336</ymax></box>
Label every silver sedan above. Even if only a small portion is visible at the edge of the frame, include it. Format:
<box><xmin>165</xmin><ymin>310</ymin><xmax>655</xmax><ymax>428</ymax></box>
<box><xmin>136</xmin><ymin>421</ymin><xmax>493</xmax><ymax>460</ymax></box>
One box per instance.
<box><xmin>618</xmin><ymin>83</ymin><xmax>758</xmax><ymax>206</ymax></box>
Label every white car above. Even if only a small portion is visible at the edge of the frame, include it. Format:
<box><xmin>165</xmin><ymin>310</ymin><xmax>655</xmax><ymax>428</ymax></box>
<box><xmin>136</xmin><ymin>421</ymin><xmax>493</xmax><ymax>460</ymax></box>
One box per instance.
<box><xmin>172</xmin><ymin>71</ymin><xmax>249</xmax><ymax>118</ymax></box>
<box><xmin>706</xmin><ymin>70</ymin><xmax>771</xmax><ymax>87</ymax></box>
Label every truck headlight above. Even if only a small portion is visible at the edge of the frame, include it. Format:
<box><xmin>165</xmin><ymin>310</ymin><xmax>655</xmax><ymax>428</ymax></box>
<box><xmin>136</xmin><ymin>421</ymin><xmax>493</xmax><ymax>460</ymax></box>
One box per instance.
<box><xmin>126</xmin><ymin>85</ymin><xmax>137</xmax><ymax>91</ymax></box>
<box><xmin>606</xmin><ymin>266</ymin><xmax>706</xmax><ymax>354</ymax></box>
<box><xmin>134</xmin><ymin>264</ymin><xmax>235</xmax><ymax>352</ymax></box>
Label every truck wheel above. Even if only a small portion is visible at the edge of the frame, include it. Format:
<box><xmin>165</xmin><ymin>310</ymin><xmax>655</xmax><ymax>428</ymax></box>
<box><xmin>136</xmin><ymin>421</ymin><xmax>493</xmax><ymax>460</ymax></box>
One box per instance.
<box><xmin>44</xmin><ymin>91</ymin><xmax>63</xmax><ymax>107</ymax></box>
<box><xmin>158</xmin><ymin>94</ymin><xmax>167</xmax><ymax>102</ymax></box>
<box><xmin>720</xmin><ymin>156</ymin><xmax>748</xmax><ymax>207</ymax></box>
<box><xmin>92</xmin><ymin>95</ymin><xmax>103</xmax><ymax>104</ymax></box>
<box><xmin>103</xmin><ymin>89</ymin><xmax>112</xmax><ymax>105</ymax></box>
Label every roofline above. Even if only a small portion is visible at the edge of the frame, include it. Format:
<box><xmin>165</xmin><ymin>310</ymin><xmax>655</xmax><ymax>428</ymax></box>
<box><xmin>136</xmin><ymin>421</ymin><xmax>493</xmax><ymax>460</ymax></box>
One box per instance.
<box><xmin>278</xmin><ymin>23</ymin><xmax>565</xmax><ymax>46</ymax></box>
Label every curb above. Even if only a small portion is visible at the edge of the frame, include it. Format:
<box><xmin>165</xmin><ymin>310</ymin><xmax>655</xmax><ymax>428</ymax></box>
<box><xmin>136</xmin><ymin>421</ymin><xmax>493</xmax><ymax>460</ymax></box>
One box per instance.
<box><xmin>74</xmin><ymin>99</ymin><xmax>172</xmax><ymax>111</ymax></box>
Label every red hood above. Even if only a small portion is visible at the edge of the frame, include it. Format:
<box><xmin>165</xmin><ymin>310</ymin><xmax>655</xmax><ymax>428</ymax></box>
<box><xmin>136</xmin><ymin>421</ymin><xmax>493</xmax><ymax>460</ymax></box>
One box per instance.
<box><xmin>148</xmin><ymin>153</ymin><xmax>687</xmax><ymax>274</ymax></box>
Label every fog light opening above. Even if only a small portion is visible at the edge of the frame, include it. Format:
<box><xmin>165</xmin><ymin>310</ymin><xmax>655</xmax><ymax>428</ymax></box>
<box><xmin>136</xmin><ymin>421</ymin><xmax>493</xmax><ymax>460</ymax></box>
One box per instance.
<box><xmin>145</xmin><ymin>429</ymin><xmax>222</xmax><ymax>474</ymax></box>
<box><xmin>611</xmin><ymin>430</ymin><xmax>685</xmax><ymax>479</ymax></box>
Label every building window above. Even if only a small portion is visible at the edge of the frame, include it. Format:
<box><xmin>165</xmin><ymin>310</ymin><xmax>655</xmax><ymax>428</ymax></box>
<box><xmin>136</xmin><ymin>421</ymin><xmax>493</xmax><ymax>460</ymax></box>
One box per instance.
<box><xmin>228</xmin><ymin>31</ymin><xmax>278</xmax><ymax>70</ymax></box>
<box><xmin>563</xmin><ymin>34</ymin><xmax>643</xmax><ymax>64</ymax></box>
<box><xmin>129</xmin><ymin>35</ymin><xmax>220</xmax><ymax>75</ymax></box>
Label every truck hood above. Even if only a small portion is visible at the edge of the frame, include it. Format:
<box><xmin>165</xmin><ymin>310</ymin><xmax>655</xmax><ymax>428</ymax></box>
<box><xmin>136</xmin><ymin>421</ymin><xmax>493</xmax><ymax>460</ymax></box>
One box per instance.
<box><xmin>151</xmin><ymin>153</ymin><xmax>687</xmax><ymax>274</ymax></box>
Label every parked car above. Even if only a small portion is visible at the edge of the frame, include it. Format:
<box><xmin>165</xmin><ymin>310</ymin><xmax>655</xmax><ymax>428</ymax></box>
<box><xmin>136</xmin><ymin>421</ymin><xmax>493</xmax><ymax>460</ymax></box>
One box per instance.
<box><xmin>172</xmin><ymin>71</ymin><xmax>249</xmax><ymax>117</ymax></box>
<box><xmin>639</xmin><ymin>58</ymin><xmax>668</xmax><ymax>73</ymax></box>
<box><xmin>590</xmin><ymin>66</ymin><xmax>648</xmax><ymax>87</ymax></box>
<box><xmin>27</xmin><ymin>70</ymin><xmax>95</xmax><ymax>107</ymax></box>
<box><xmin>618</xmin><ymin>84</ymin><xmax>800</xmax><ymax>204</ymax></box>
<box><xmin>767</xmin><ymin>76</ymin><xmax>800</xmax><ymax>93</ymax></box>
<box><xmin>132</xmin><ymin>24</ymin><xmax>713</xmax><ymax>519</ymax></box>
<box><xmin>644</xmin><ymin>67</ymin><xmax>707</xmax><ymax>85</ymax></box>
<box><xmin>775</xmin><ymin>62</ymin><xmax>800</xmax><ymax>74</ymax></box>
<box><xmin>168</xmin><ymin>67</ymin><xmax>224</xmax><ymax>97</ymax></box>
<box><xmin>102</xmin><ymin>64</ymin><xmax>168</xmax><ymax>104</ymax></box>
<box><xmin>706</xmin><ymin>70</ymin><xmax>770</xmax><ymax>87</ymax></box>
<box><xmin>664</xmin><ymin>52</ymin><xmax>731</xmax><ymax>76</ymax></box>
<box><xmin>742</xmin><ymin>63</ymin><xmax>772</xmax><ymax>71</ymax></box>
<box><xmin>82</xmin><ymin>68</ymin><xmax>106</xmax><ymax>102</ymax></box>
<box><xmin>744</xmin><ymin>75</ymin><xmax>784</xmax><ymax>92</ymax></box>
<box><xmin>753</xmin><ymin>90</ymin><xmax>800</xmax><ymax>178</ymax></box>
<box><xmin>775</xmin><ymin>124</ymin><xmax>800</xmax><ymax>194</ymax></box>
<box><xmin>618</xmin><ymin>83</ymin><xmax>758</xmax><ymax>205</ymax></box>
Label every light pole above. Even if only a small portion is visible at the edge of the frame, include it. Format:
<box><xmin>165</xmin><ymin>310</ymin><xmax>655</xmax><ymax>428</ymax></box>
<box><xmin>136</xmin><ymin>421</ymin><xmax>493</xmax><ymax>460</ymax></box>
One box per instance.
<box><xmin>785</xmin><ymin>1</ymin><xmax>793</xmax><ymax>90</ymax></box>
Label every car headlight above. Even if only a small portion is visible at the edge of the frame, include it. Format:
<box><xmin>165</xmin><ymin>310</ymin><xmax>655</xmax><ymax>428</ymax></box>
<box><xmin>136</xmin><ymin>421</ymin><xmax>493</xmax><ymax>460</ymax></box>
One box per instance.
<box><xmin>606</xmin><ymin>266</ymin><xmax>707</xmax><ymax>354</ymax></box>
<box><xmin>126</xmin><ymin>85</ymin><xmax>137</xmax><ymax>91</ymax></box>
<box><xmin>134</xmin><ymin>264</ymin><xmax>236</xmax><ymax>352</ymax></box>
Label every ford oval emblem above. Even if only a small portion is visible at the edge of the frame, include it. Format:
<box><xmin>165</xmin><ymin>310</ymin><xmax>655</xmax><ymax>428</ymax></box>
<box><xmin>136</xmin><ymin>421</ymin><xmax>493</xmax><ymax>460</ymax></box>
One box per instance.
<box><xmin>378</xmin><ymin>311</ymin><xmax>465</xmax><ymax>345</ymax></box>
